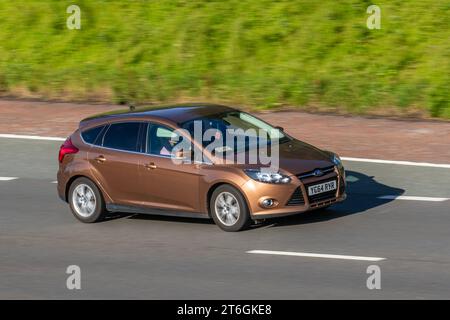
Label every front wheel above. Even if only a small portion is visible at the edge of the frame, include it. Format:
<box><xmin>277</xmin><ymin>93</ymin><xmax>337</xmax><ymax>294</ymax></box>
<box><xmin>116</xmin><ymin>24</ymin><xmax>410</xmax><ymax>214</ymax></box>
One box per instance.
<box><xmin>210</xmin><ymin>185</ymin><xmax>251</xmax><ymax>232</ymax></box>
<box><xmin>68</xmin><ymin>177</ymin><xmax>106</xmax><ymax>223</ymax></box>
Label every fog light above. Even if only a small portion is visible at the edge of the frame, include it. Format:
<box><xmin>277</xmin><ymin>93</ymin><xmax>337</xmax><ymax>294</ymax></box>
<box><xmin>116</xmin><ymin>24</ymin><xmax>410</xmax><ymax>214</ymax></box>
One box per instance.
<box><xmin>261</xmin><ymin>198</ymin><xmax>275</xmax><ymax>208</ymax></box>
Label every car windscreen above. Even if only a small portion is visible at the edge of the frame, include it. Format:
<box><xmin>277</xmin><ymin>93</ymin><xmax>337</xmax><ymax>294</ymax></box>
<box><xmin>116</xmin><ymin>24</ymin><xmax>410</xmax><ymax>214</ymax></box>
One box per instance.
<box><xmin>180</xmin><ymin>111</ymin><xmax>290</xmax><ymax>155</ymax></box>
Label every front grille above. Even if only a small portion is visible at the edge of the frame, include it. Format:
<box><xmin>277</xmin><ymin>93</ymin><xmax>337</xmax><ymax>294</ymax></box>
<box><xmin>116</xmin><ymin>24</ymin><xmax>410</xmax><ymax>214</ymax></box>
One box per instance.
<box><xmin>305</xmin><ymin>178</ymin><xmax>338</xmax><ymax>204</ymax></box>
<box><xmin>310</xmin><ymin>198</ymin><xmax>337</xmax><ymax>209</ymax></box>
<box><xmin>297</xmin><ymin>165</ymin><xmax>335</xmax><ymax>180</ymax></box>
<box><xmin>286</xmin><ymin>188</ymin><xmax>305</xmax><ymax>206</ymax></box>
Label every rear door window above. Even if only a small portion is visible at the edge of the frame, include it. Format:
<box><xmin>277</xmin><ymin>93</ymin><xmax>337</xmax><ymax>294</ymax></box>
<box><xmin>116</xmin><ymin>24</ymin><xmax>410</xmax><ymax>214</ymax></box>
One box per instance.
<box><xmin>102</xmin><ymin>122</ymin><xmax>141</xmax><ymax>152</ymax></box>
<box><xmin>81</xmin><ymin>125</ymin><xmax>105</xmax><ymax>145</ymax></box>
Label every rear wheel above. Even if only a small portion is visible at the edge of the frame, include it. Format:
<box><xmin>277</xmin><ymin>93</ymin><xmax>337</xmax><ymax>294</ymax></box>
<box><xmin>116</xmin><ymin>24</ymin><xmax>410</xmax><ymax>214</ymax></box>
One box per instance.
<box><xmin>210</xmin><ymin>185</ymin><xmax>251</xmax><ymax>232</ymax></box>
<box><xmin>69</xmin><ymin>177</ymin><xmax>106</xmax><ymax>223</ymax></box>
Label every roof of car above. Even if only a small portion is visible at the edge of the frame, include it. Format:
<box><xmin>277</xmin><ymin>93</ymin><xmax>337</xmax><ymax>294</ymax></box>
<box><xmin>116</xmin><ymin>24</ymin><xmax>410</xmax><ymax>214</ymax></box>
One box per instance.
<box><xmin>81</xmin><ymin>103</ymin><xmax>237</xmax><ymax>126</ymax></box>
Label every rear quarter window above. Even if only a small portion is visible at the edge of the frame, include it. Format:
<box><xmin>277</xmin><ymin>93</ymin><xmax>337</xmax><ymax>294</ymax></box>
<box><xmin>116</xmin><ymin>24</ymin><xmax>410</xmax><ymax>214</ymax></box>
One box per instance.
<box><xmin>102</xmin><ymin>122</ymin><xmax>141</xmax><ymax>152</ymax></box>
<box><xmin>81</xmin><ymin>126</ymin><xmax>105</xmax><ymax>145</ymax></box>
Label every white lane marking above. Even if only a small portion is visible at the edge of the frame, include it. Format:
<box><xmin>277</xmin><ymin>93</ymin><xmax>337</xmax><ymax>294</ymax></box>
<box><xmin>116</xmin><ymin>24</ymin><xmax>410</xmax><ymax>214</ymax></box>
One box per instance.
<box><xmin>378</xmin><ymin>195</ymin><xmax>449</xmax><ymax>202</ymax></box>
<box><xmin>1</xmin><ymin>178</ymin><xmax>59</xmax><ymax>184</ymax></box>
<box><xmin>0</xmin><ymin>134</ymin><xmax>449</xmax><ymax>169</ymax></box>
<box><xmin>0</xmin><ymin>134</ymin><xmax>65</xmax><ymax>141</ymax></box>
<box><xmin>247</xmin><ymin>250</ymin><xmax>386</xmax><ymax>262</ymax></box>
<box><xmin>0</xmin><ymin>177</ymin><xmax>18</xmax><ymax>181</ymax></box>
<box><xmin>342</xmin><ymin>157</ymin><xmax>450</xmax><ymax>169</ymax></box>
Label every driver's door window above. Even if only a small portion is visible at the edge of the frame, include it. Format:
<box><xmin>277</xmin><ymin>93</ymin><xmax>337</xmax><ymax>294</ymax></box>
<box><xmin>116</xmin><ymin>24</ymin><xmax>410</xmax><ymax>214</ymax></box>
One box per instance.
<box><xmin>147</xmin><ymin>124</ymin><xmax>181</xmax><ymax>157</ymax></box>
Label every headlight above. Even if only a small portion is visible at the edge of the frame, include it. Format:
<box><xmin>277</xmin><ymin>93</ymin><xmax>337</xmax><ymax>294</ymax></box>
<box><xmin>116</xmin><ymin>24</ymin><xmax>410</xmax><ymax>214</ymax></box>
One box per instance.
<box><xmin>244</xmin><ymin>169</ymin><xmax>291</xmax><ymax>184</ymax></box>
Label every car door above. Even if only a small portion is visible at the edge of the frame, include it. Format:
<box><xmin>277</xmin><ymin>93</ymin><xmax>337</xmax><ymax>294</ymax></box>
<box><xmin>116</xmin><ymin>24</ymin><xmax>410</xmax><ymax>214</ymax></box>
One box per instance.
<box><xmin>138</xmin><ymin>122</ymin><xmax>203</xmax><ymax>212</ymax></box>
<box><xmin>88</xmin><ymin>121</ymin><xmax>144</xmax><ymax>206</ymax></box>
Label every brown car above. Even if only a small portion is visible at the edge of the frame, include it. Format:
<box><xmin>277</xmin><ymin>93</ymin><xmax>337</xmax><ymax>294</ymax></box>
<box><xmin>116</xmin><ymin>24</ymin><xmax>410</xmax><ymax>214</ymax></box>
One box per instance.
<box><xmin>57</xmin><ymin>104</ymin><xmax>346</xmax><ymax>231</ymax></box>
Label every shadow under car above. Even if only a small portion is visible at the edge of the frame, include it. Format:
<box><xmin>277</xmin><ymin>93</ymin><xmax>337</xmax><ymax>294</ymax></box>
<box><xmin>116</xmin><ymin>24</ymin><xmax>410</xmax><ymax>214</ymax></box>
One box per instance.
<box><xmin>266</xmin><ymin>170</ymin><xmax>405</xmax><ymax>228</ymax></box>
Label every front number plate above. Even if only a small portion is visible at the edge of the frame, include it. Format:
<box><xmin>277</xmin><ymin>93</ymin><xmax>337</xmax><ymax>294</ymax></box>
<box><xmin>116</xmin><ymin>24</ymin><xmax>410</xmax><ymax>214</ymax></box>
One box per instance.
<box><xmin>308</xmin><ymin>180</ymin><xmax>337</xmax><ymax>196</ymax></box>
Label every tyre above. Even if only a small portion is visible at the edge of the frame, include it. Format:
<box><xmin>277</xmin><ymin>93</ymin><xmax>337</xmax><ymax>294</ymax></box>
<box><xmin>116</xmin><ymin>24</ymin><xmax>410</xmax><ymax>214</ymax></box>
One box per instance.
<box><xmin>68</xmin><ymin>177</ymin><xmax>106</xmax><ymax>223</ymax></box>
<box><xmin>210</xmin><ymin>185</ymin><xmax>251</xmax><ymax>232</ymax></box>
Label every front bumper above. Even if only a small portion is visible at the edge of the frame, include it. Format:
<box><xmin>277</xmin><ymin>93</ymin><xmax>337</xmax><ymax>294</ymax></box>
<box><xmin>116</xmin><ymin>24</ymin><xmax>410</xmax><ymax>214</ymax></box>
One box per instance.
<box><xmin>242</xmin><ymin>167</ymin><xmax>346</xmax><ymax>219</ymax></box>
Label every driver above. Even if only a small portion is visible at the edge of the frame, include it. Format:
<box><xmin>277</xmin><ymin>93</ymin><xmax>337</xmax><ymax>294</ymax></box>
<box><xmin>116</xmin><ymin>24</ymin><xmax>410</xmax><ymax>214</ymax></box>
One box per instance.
<box><xmin>160</xmin><ymin>136</ymin><xmax>179</xmax><ymax>156</ymax></box>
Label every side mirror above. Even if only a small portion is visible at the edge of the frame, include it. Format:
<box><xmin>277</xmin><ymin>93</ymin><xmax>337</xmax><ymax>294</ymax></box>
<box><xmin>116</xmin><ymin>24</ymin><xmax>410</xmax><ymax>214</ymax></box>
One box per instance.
<box><xmin>275</xmin><ymin>126</ymin><xmax>284</xmax><ymax>132</ymax></box>
<box><xmin>174</xmin><ymin>149</ymin><xmax>193</xmax><ymax>161</ymax></box>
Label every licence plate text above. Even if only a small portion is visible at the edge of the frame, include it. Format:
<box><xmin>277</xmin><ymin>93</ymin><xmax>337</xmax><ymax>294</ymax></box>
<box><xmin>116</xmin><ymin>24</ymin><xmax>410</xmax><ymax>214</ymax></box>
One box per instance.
<box><xmin>308</xmin><ymin>180</ymin><xmax>337</xmax><ymax>196</ymax></box>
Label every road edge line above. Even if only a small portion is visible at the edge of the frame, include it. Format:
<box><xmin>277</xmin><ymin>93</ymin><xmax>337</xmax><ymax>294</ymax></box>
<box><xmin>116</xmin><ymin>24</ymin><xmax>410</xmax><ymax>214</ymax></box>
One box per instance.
<box><xmin>342</xmin><ymin>157</ymin><xmax>450</xmax><ymax>169</ymax></box>
<box><xmin>0</xmin><ymin>134</ymin><xmax>65</xmax><ymax>141</ymax></box>
<box><xmin>1</xmin><ymin>133</ymin><xmax>449</xmax><ymax>169</ymax></box>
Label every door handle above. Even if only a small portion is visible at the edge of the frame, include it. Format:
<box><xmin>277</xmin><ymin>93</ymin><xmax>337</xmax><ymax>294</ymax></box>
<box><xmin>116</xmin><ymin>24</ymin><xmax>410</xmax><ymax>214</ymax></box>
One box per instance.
<box><xmin>95</xmin><ymin>155</ymin><xmax>106</xmax><ymax>163</ymax></box>
<box><xmin>144</xmin><ymin>162</ymin><xmax>157</xmax><ymax>170</ymax></box>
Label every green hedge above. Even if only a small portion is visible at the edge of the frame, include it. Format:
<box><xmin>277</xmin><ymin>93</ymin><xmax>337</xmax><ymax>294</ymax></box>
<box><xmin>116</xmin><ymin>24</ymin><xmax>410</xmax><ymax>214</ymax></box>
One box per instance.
<box><xmin>0</xmin><ymin>0</ymin><xmax>448</xmax><ymax>118</ymax></box>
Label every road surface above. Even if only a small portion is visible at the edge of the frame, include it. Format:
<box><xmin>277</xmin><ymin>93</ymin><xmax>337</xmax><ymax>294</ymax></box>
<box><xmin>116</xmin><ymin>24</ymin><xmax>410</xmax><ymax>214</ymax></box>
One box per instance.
<box><xmin>0</xmin><ymin>137</ymin><xmax>449</xmax><ymax>299</ymax></box>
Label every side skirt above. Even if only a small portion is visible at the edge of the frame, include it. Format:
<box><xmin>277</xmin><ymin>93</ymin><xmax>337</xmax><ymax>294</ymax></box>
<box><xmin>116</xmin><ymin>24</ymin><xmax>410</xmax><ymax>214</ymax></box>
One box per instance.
<box><xmin>106</xmin><ymin>204</ymin><xmax>210</xmax><ymax>220</ymax></box>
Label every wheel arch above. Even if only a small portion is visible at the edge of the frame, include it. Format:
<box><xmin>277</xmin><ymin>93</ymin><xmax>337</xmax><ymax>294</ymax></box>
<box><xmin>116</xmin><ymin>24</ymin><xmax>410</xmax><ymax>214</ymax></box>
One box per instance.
<box><xmin>206</xmin><ymin>181</ymin><xmax>252</xmax><ymax>218</ymax></box>
<box><xmin>65</xmin><ymin>174</ymin><xmax>108</xmax><ymax>203</ymax></box>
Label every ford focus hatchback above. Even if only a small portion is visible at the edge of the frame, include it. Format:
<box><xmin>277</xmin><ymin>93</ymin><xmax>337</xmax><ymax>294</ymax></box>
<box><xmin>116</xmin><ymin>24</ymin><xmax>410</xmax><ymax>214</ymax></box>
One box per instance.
<box><xmin>57</xmin><ymin>104</ymin><xmax>346</xmax><ymax>231</ymax></box>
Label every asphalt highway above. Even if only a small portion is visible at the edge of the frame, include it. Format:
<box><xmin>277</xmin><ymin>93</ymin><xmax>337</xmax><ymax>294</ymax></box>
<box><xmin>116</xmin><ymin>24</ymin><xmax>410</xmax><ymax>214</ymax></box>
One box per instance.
<box><xmin>1</xmin><ymin>137</ymin><xmax>449</xmax><ymax>299</ymax></box>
